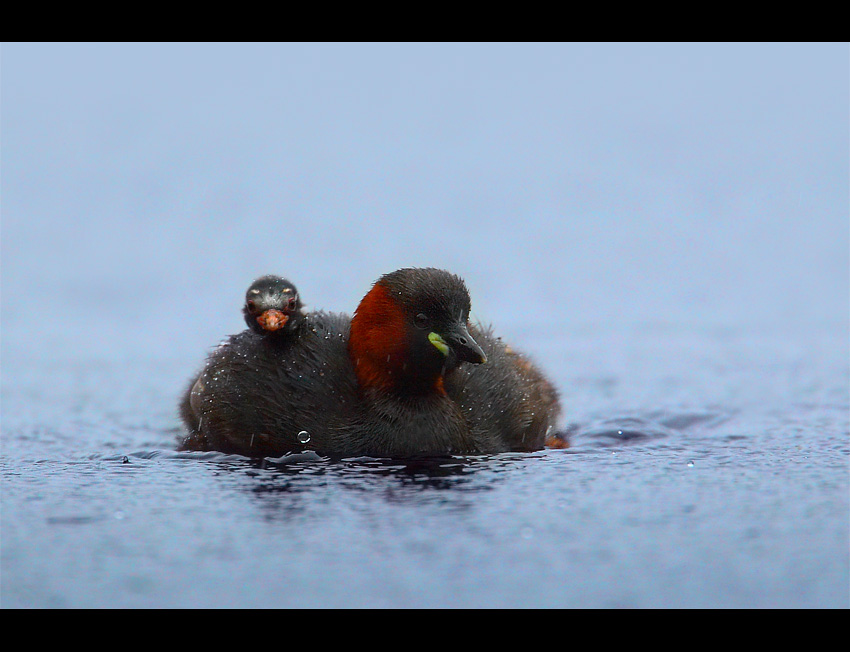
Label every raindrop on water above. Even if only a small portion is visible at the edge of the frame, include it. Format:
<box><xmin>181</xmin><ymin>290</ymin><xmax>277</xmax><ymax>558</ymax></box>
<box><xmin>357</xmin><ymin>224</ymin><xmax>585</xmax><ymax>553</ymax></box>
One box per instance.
<box><xmin>297</xmin><ymin>430</ymin><xmax>311</xmax><ymax>444</ymax></box>
<box><xmin>687</xmin><ymin>460</ymin><xmax>695</xmax><ymax>467</ymax></box>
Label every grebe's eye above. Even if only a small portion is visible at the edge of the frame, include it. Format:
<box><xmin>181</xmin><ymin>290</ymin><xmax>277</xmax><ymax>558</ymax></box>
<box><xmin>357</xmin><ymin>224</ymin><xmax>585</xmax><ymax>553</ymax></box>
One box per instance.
<box><xmin>414</xmin><ymin>313</ymin><xmax>429</xmax><ymax>329</ymax></box>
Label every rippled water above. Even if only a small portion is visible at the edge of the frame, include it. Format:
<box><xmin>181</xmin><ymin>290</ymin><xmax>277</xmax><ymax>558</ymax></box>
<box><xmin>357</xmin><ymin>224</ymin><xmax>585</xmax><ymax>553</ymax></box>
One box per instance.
<box><xmin>2</xmin><ymin>323</ymin><xmax>847</xmax><ymax>608</ymax></box>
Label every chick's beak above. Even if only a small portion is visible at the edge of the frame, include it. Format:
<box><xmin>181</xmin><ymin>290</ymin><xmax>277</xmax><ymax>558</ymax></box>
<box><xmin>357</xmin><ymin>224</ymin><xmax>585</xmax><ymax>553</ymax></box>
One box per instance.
<box><xmin>447</xmin><ymin>323</ymin><xmax>487</xmax><ymax>365</ymax></box>
<box><xmin>256</xmin><ymin>309</ymin><xmax>289</xmax><ymax>331</ymax></box>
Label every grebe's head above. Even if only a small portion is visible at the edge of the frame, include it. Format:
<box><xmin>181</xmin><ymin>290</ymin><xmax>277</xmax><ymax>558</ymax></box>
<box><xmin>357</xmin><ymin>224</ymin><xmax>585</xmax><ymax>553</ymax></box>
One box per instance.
<box><xmin>349</xmin><ymin>267</ymin><xmax>486</xmax><ymax>394</ymax></box>
<box><xmin>243</xmin><ymin>275</ymin><xmax>302</xmax><ymax>335</ymax></box>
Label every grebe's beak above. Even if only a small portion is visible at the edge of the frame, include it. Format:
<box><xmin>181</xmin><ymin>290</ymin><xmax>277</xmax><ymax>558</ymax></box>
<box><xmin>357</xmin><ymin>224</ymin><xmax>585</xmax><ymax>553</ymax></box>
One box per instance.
<box><xmin>430</xmin><ymin>323</ymin><xmax>486</xmax><ymax>365</ymax></box>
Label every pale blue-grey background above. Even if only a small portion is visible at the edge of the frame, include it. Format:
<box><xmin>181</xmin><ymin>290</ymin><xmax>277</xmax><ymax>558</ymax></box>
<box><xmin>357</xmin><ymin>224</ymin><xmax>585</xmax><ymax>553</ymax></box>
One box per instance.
<box><xmin>2</xmin><ymin>43</ymin><xmax>847</xmax><ymax>363</ymax></box>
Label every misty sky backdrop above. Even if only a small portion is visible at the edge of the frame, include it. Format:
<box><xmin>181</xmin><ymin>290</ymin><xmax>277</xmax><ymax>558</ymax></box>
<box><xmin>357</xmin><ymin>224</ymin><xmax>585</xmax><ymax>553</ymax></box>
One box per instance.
<box><xmin>2</xmin><ymin>43</ymin><xmax>847</xmax><ymax>367</ymax></box>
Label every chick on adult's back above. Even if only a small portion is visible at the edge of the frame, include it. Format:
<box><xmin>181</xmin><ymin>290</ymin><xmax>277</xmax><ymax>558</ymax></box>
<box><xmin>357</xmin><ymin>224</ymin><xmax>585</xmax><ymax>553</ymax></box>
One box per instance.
<box><xmin>178</xmin><ymin>268</ymin><xmax>562</xmax><ymax>457</ymax></box>
<box><xmin>178</xmin><ymin>275</ymin><xmax>322</xmax><ymax>453</ymax></box>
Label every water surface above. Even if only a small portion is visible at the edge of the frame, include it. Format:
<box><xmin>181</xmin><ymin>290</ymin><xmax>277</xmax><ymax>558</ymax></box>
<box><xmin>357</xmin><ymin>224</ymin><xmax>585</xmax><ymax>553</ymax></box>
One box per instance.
<box><xmin>2</xmin><ymin>323</ymin><xmax>846</xmax><ymax>608</ymax></box>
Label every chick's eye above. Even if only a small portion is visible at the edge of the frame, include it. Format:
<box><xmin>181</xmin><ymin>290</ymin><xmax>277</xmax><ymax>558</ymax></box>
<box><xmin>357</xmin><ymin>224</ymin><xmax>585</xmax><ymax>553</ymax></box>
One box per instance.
<box><xmin>414</xmin><ymin>313</ymin><xmax>429</xmax><ymax>329</ymax></box>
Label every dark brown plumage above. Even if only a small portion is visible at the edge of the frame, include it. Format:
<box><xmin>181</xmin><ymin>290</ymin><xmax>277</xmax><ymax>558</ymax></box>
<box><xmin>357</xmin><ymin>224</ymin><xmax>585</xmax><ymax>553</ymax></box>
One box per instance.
<box><xmin>178</xmin><ymin>268</ymin><xmax>561</xmax><ymax>457</ymax></box>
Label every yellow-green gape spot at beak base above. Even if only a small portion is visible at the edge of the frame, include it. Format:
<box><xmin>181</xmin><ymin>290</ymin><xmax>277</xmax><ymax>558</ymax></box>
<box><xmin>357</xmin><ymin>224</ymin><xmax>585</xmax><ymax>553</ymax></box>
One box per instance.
<box><xmin>428</xmin><ymin>332</ymin><xmax>450</xmax><ymax>356</ymax></box>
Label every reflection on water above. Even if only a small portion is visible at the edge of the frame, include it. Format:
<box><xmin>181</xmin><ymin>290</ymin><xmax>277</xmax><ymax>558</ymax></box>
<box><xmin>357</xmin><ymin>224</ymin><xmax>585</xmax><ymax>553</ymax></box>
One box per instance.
<box><xmin>222</xmin><ymin>451</ymin><xmax>537</xmax><ymax>518</ymax></box>
<box><xmin>245</xmin><ymin>456</ymin><xmax>474</xmax><ymax>518</ymax></box>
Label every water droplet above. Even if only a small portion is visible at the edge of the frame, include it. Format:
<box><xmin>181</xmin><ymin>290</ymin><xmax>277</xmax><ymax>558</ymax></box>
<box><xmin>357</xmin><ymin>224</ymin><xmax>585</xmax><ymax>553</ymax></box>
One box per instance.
<box><xmin>297</xmin><ymin>430</ymin><xmax>311</xmax><ymax>444</ymax></box>
<box><xmin>121</xmin><ymin>456</ymin><xmax>130</xmax><ymax>464</ymax></box>
<box><xmin>687</xmin><ymin>460</ymin><xmax>695</xmax><ymax>467</ymax></box>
